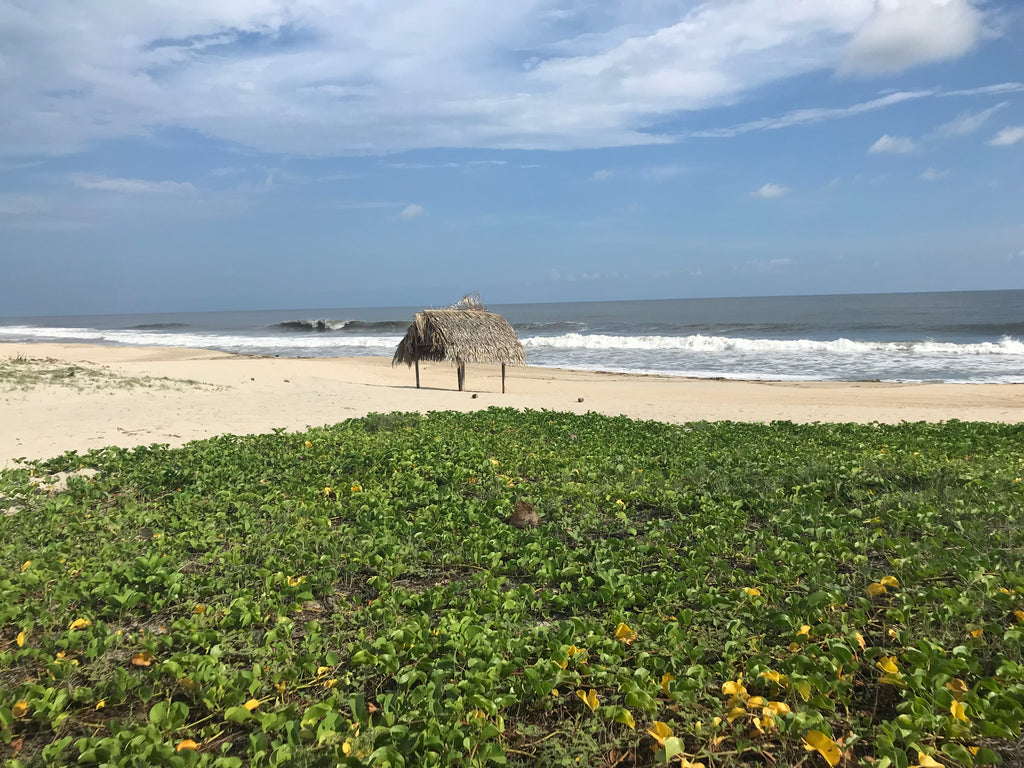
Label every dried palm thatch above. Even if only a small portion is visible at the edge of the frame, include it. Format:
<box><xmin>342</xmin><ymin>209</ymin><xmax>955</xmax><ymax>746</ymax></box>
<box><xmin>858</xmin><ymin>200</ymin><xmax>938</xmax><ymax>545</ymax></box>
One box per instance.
<box><xmin>393</xmin><ymin>297</ymin><xmax>525</xmax><ymax>391</ymax></box>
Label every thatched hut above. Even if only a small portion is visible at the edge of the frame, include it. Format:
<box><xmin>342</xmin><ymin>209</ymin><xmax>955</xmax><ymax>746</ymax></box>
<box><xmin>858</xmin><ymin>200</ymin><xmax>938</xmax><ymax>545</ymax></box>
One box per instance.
<box><xmin>392</xmin><ymin>296</ymin><xmax>526</xmax><ymax>392</ymax></box>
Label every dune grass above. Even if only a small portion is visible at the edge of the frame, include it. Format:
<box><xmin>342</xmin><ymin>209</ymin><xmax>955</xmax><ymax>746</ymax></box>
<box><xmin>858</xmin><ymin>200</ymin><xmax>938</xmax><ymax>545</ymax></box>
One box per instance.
<box><xmin>0</xmin><ymin>356</ymin><xmax>211</xmax><ymax>392</ymax></box>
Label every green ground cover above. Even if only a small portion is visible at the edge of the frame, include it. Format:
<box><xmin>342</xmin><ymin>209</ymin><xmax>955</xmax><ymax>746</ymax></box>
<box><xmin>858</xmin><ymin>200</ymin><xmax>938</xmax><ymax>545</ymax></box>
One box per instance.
<box><xmin>1</xmin><ymin>409</ymin><xmax>1023</xmax><ymax>768</ymax></box>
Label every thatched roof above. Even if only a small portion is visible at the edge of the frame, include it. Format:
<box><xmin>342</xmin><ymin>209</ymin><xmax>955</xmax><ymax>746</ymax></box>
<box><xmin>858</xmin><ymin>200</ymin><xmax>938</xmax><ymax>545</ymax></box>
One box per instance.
<box><xmin>392</xmin><ymin>308</ymin><xmax>526</xmax><ymax>368</ymax></box>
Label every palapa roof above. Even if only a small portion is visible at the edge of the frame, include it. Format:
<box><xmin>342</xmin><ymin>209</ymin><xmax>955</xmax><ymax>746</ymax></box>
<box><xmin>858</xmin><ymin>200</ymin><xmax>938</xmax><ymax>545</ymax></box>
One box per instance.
<box><xmin>392</xmin><ymin>299</ymin><xmax>526</xmax><ymax>368</ymax></box>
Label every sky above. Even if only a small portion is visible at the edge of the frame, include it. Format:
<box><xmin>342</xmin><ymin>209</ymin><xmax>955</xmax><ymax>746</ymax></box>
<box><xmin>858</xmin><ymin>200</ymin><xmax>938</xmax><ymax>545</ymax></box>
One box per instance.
<box><xmin>1</xmin><ymin>0</ymin><xmax>1023</xmax><ymax>316</ymax></box>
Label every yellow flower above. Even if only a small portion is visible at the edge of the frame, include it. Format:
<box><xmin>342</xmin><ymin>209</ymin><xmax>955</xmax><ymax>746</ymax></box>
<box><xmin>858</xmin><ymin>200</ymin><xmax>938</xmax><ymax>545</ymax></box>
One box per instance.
<box><xmin>21</xmin><ymin>560</ymin><xmax>31</xmax><ymax>572</ymax></box>
<box><xmin>12</xmin><ymin>700</ymin><xmax>28</xmax><ymax>718</ymax></box>
<box><xmin>95</xmin><ymin>700</ymin><xmax>106</xmax><ymax>709</ymax></box>
<box><xmin>950</xmin><ymin>700</ymin><xmax>969</xmax><ymax>722</ymax></box>
<box><xmin>913</xmin><ymin>753</ymin><xmax>943</xmax><ymax>768</ymax></box>
<box><xmin>759</xmin><ymin>669</ymin><xmax>789</xmax><ymax>688</ymax></box>
<box><xmin>16</xmin><ymin>630</ymin><xmax>25</xmax><ymax>647</ymax></box>
<box><xmin>721</xmin><ymin>678</ymin><xmax>747</xmax><ymax>700</ymax></box>
<box><xmin>176</xmin><ymin>740</ymin><xmax>200</xmax><ymax>752</ymax></box>
<box><xmin>803</xmin><ymin>730</ymin><xmax>842</xmax><ymax>767</ymax></box>
<box><xmin>576</xmin><ymin>688</ymin><xmax>599</xmax><ymax>711</ymax></box>
<box><xmin>322</xmin><ymin>486</ymin><xmax>332</xmax><ymax>495</ymax></box>
<box><xmin>1015</xmin><ymin>610</ymin><xmax>1024</xmax><ymax>622</ymax></box>
<box><xmin>647</xmin><ymin>721</ymin><xmax>672</xmax><ymax>747</ymax></box>
<box><xmin>489</xmin><ymin>458</ymin><xmax>499</xmax><ymax>466</ymax></box>
<box><xmin>797</xmin><ymin>624</ymin><xmax>811</xmax><ymax>637</ymax></box>
<box><xmin>614</xmin><ymin>622</ymin><xmax>638</xmax><ymax>644</ymax></box>
<box><xmin>880</xmin><ymin>575</ymin><xmax>900</xmax><ymax>587</ymax></box>
<box><xmin>192</xmin><ymin>604</ymin><xmax>206</xmax><ymax>615</ymax></box>
<box><xmin>243</xmin><ymin>698</ymin><xmax>261</xmax><ymax>711</ymax></box>
<box><xmin>287</xmin><ymin>576</ymin><xmax>306</xmax><ymax>587</ymax></box>
<box><xmin>766</xmin><ymin>701</ymin><xmax>791</xmax><ymax>717</ymax></box>
<box><xmin>969</xmin><ymin>627</ymin><xmax>983</xmax><ymax>638</ymax></box>
<box><xmin>855</xmin><ymin>632</ymin><xmax>866</xmax><ymax>649</ymax></box>
<box><xmin>69</xmin><ymin>618</ymin><xmax>91</xmax><ymax>631</ymax></box>
<box><xmin>867</xmin><ymin>582</ymin><xmax>888</xmax><ymax>597</ymax></box>
<box><xmin>743</xmin><ymin>587</ymin><xmax>761</xmax><ymax>597</ymax></box>
<box><xmin>659</xmin><ymin>673</ymin><xmax>675</xmax><ymax>696</ymax></box>
<box><xmin>351</xmin><ymin>484</ymin><xmax>362</xmax><ymax>493</ymax></box>
<box><xmin>304</xmin><ymin>441</ymin><xmax>312</xmax><ymax>447</ymax></box>
<box><xmin>342</xmin><ymin>741</ymin><xmax>353</xmax><ymax>756</ymax></box>
<box><xmin>726</xmin><ymin>706</ymin><xmax>746</xmax><ymax>723</ymax></box>
<box><xmin>876</xmin><ymin>656</ymin><xmax>899</xmax><ymax>674</ymax></box>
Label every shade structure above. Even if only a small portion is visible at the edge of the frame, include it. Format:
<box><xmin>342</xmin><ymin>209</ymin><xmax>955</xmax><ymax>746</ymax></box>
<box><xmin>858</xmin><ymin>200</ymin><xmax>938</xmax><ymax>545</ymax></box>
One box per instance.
<box><xmin>392</xmin><ymin>305</ymin><xmax>525</xmax><ymax>392</ymax></box>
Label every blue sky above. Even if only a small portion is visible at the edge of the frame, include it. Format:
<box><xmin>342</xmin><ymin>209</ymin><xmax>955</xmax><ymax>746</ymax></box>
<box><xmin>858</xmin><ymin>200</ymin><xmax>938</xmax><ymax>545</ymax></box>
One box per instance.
<box><xmin>1</xmin><ymin>0</ymin><xmax>1022</xmax><ymax>315</ymax></box>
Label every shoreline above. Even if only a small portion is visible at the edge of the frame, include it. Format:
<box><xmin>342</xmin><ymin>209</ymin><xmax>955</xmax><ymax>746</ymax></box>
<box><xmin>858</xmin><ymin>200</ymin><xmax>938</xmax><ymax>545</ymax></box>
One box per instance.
<box><xmin>3</xmin><ymin>341</ymin><xmax>1023</xmax><ymax>468</ymax></box>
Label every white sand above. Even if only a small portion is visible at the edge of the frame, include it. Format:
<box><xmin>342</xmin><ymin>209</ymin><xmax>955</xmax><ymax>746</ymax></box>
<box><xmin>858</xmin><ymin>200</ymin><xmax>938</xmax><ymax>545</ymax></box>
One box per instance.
<box><xmin>2</xmin><ymin>342</ymin><xmax>1021</xmax><ymax>467</ymax></box>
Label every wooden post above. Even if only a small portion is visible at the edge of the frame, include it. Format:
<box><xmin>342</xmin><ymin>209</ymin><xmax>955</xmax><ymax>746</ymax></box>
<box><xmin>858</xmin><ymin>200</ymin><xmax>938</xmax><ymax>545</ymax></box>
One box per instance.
<box><xmin>457</xmin><ymin>362</ymin><xmax>466</xmax><ymax>391</ymax></box>
<box><xmin>414</xmin><ymin>359</ymin><xmax>420</xmax><ymax>389</ymax></box>
<box><xmin>501</xmin><ymin>363</ymin><xmax>506</xmax><ymax>394</ymax></box>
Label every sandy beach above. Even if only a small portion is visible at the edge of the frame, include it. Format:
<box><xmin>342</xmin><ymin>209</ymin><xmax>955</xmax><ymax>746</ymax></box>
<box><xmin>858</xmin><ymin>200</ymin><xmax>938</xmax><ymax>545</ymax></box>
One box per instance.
<box><xmin>2</xmin><ymin>341</ymin><xmax>1022</xmax><ymax>468</ymax></box>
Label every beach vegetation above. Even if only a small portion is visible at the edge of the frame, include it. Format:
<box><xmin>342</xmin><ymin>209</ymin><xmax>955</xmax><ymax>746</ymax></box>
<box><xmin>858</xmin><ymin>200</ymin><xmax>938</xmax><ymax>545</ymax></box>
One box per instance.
<box><xmin>1</xmin><ymin>410</ymin><xmax>1023</xmax><ymax>766</ymax></box>
<box><xmin>0</xmin><ymin>356</ymin><xmax>213</xmax><ymax>393</ymax></box>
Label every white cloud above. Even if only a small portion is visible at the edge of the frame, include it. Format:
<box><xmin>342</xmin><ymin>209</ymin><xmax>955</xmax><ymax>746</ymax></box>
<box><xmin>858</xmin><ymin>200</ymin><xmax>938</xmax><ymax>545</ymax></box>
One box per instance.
<box><xmin>400</xmin><ymin>203</ymin><xmax>426</xmax><ymax>219</ymax></box>
<box><xmin>988</xmin><ymin>126</ymin><xmax>1024</xmax><ymax>147</ymax></box>
<box><xmin>590</xmin><ymin>169</ymin><xmax>612</xmax><ymax>182</ymax></box>
<box><xmin>752</xmin><ymin>183</ymin><xmax>788</xmax><ymax>199</ymax></box>
<box><xmin>0</xmin><ymin>0</ymin><xmax>998</xmax><ymax>157</ymax></box>
<box><xmin>868</xmin><ymin>134</ymin><xmax>917</xmax><ymax>154</ymax></box>
<box><xmin>840</xmin><ymin>0</ymin><xmax>984</xmax><ymax>76</ymax></box>
<box><xmin>921</xmin><ymin>167</ymin><xmax>949</xmax><ymax>181</ymax></box>
<box><xmin>691</xmin><ymin>90</ymin><xmax>932</xmax><ymax>139</ymax></box>
<box><xmin>71</xmin><ymin>175</ymin><xmax>198</xmax><ymax>195</ymax></box>
<box><xmin>930</xmin><ymin>102</ymin><xmax>1007</xmax><ymax>139</ymax></box>
<box><xmin>690</xmin><ymin>83</ymin><xmax>1023</xmax><ymax>140</ymax></box>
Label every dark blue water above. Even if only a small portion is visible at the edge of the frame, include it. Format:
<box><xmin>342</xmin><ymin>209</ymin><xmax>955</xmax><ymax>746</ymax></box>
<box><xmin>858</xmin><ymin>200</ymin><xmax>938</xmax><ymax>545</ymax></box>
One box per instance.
<box><xmin>2</xmin><ymin>290</ymin><xmax>1023</xmax><ymax>383</ymax></box>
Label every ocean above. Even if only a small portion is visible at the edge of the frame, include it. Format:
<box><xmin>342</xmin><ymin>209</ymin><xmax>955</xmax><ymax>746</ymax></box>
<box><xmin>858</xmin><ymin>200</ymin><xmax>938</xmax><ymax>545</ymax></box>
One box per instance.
<box><xmin>2</xmin><ymin>290</ymin><xmax>1023</xmax><ymax>384</ymax></box>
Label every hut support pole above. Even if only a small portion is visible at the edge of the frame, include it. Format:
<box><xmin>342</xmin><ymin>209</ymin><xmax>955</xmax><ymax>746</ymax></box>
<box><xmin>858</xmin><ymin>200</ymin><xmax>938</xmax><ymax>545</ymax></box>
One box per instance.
<box><xmin>415</xmin><ymin>359</ymin><xmax>420</xmax><ymax>389</ymax></box>
<box><xmin>457</xmin><ymin>362</ymin><xmax>466</xmax><ymax>391</ymax></box>
<box><xmin>501</xmin><ymin>363</ymin><xmax>506</xmax><ymax>394</ymax></box>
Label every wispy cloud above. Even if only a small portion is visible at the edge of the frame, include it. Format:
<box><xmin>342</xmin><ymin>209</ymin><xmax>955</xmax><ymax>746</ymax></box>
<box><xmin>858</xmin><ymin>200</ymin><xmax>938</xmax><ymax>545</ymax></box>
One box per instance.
<box><xmin>988</xmin><ymin>126</ymin><xmax>1024</xmax><ymax>147</ymax></box>
<box><xmin>929</xmin><ymin>102</ymin><xmax>1007</xmax><ymax>139</ymax></box>
<box><xmin>752</xmin><ymin>183</ymin><xmax>788</xmax><ymax>199</ymax></box>
<box><xmin>590</xmin><ymin>169</ymin><xmax>612</xmax><ymax>182</ymax></box>
<box><xmin>690</xmin><ymin>90</ymin><xmax>932</xmax><ymax>139</ymax></box>
<box><xmin>921</xmin><ymin>167</ymin><xmax>949</xmax><ymax>182</ymax></box>
<box><xmin>868</xmin><ymin>135</ymin><xmax>917</xmax><ymax>154</ymax></box>
<box><xmin>0</xmin><ymin>1</ymin><xmax>1001</xmax><ymax>157</ymax></box>
<box><xmin>400</xmin><ymin>203</ymin><xmax>426</xmax><ymax>219</ymax></box>
<box><xmin>687</xmin><ymin>83</ymin><xmax>1023</xmax><ymax>141</ymax></box>
<box><xmin>71</xmin><ymin>174</ymin><xmax>198</xmax><ymax>195</ymax></box>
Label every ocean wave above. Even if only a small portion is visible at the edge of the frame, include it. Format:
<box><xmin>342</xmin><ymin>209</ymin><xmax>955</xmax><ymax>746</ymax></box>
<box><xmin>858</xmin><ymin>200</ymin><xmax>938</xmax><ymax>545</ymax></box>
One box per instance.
<box><xmin>272</xmin><ymin>319</ymin><xmax>409</xmax><ymax>333</ymax></box>
<box><xmin>0</xmin><ymin>324</ymin><xmax>401</xmax><ymax>351</ymax></box>
<box><xmin>123</xmin><ymin>322</ymin><xmax>191</xmax><ymax>330</ymax></box>
<box><xmin>512</xmin><ymin>321</ymin><xmax>587</xmax><ymax>333</ymax></box>
<box><xmin>521</xmin><ymin>333</ymin><xmax>1024</xmax><ymax>356</ymax></box>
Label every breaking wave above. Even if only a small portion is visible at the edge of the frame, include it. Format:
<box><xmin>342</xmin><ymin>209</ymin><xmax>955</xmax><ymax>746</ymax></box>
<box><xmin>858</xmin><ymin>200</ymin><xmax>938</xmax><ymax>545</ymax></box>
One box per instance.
<box><xmin>521</xmin><ymin>333</ymin><xmax>1024</xmax><ymax>356</ymax></box>
<box><xmin>272</xmin><ymin>319</ymin><xmax>409</xmax><ymax>333</ymax></box>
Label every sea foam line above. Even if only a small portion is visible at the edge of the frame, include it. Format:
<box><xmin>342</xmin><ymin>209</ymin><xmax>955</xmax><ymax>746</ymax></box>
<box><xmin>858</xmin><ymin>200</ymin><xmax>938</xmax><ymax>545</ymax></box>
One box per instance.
<box><xmin>521</xmin><ymin>333</ymin><xmax>1024</xmax><ymax>356</ymax></box>
<box><xmin>0</xmin><ymin>325</ymin><xmax>401</xmax><ymax>350</ymax></box>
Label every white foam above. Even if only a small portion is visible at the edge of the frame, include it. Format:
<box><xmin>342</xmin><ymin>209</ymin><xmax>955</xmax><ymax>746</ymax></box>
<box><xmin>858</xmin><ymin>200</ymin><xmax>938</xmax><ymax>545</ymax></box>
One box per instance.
<box><xmin>0</xmin><ymin>325</ymin><xmax>400</xmax><ymax>351</ymax></box>
<box><xmin>521</xmin><ymin>333</ymin><xmax>1024</xmax><ymax>356</ymax></box>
